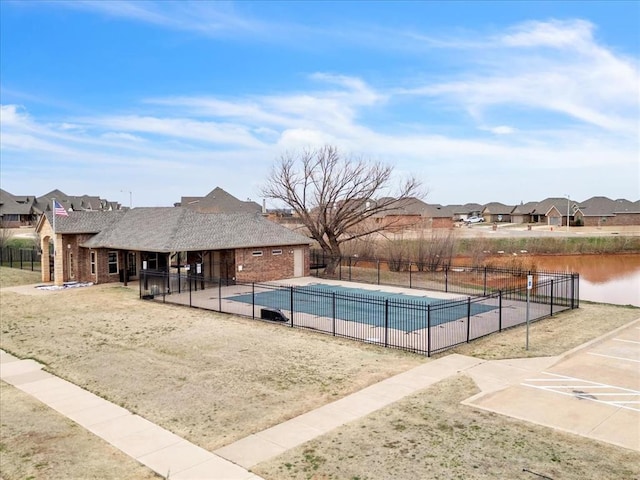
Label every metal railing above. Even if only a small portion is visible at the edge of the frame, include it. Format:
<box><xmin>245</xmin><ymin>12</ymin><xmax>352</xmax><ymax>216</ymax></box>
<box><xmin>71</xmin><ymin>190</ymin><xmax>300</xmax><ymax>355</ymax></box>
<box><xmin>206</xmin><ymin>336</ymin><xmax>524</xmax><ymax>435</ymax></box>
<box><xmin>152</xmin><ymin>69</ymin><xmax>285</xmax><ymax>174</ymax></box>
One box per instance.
<box><xmin>0</xmin><ymin>247</ymin><xmax>42</xmax><ymax>271</ymax></box>
<box><xmin>139</xmin><ymin>268</ymin><xmax>579</xmax><ymax>357</ymax></box>
<box><xmin>311</xmin><ymin>251</ymin><xmax>579</xmax><ymax>302</ymax></box>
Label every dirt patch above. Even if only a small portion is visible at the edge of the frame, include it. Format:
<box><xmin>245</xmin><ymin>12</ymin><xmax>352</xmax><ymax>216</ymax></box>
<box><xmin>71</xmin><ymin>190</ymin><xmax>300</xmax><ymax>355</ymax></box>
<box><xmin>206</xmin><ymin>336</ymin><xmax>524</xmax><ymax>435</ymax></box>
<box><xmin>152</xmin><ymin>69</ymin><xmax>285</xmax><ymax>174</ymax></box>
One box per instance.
<box><xmin>0</xmin><ymin>381</ymin><xmax>159</xmax><ymax>480</ymax></box>
<box><xmin>254</xmin><ymin>375</ymin><xmax>640</xmax><ymax>480</ymax></box>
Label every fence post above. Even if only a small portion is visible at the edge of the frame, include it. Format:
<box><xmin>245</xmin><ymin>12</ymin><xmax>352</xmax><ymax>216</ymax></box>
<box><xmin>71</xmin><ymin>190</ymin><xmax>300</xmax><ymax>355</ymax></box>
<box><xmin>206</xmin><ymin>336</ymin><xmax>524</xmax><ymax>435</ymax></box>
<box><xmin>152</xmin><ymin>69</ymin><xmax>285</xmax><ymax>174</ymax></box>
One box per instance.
<box><xmin>466</xmin><ymin>297</ymin><xmax>471</xmax><ymax>343</ymax></box>
<box><xmin>20</xmin><ymin>249</ymin><xmax>23</xmax><ymax>270</ymax></box>
<box><xmin>409</xmin><ymin>262</ymin><xmax>412</xmax><ymax>289</ymax></box>
<box><xmin>218</xmin><ymin>278</ymin><xmax>222</xmax><ymax>312</ymax></box>
<box><xmin>483</xmin><ymin>267</ymin><xmax>487</xmax><ymax>296</ymax></box>
<box><xmin>139</xmin><ymin>270</ymin><xmax>143</xmax><ymax>298</ymax></box>
<box><xmin>348</xmin><ymin>257</ymin><xmax>352</xmax><ymax>282</ymax></box>
<box><xmin>445</xmin><ymin>265</ymin><xmax>448</xmax><ymax>293</ymax></box>
<box><xmin>550</xmin><ymin>279</ymin><xmax>554</xmax><ymax>316</ymax></box>
<box><xmin>31</xmin><ymin>248</ymin><xmax>35</xmax><ymax>271</ymax></box>
<box><xmin>377</xmin><ymin>259</ymin><xmax>380</xmax><ymax>285</ymax></box>
<box><xmin>339</xmin><ymin>257</ymin><xmax>342</xmax><ymax>281</ymax></box>
<box><xmin>252</xmin><ymin>282</ymin><xmax>255</xmax><ymax>319</ymax></box>
<box><xmin>570</xmin><ymin>274</ymin><xmax>575</xmax><ymax>309</ymax></box>
<box><xmin>498</xmin><ymin>290</ymin><xmax>502</xmax><ymax>332</ymax></box>
<box><xmin>9</xmin><ymin>248</ymin><xmax>12</xmax><ymax>268</ymax></box>
<box><xmin>332</xmin><ymin>292</ymin><xmax>336</xmax><ymax>336</ymax></box>
<box><xmin>290</xmin><ymin>286</ymin><xmax>294</xmax><ymax>328</ymax></box>
<box><xmin>189</xmin><ymin>274</ymin><xmax>192</xmax><ymax>307</ymax></box>
<box><xmin>427</xmin><ymin>304</ymin><xmax>431</xmax><ymax>357</ymax></box>
<box><xmin>384</xmin><ymin>299</ymin><xmax>389</xmax><ymax>348</ymax></box>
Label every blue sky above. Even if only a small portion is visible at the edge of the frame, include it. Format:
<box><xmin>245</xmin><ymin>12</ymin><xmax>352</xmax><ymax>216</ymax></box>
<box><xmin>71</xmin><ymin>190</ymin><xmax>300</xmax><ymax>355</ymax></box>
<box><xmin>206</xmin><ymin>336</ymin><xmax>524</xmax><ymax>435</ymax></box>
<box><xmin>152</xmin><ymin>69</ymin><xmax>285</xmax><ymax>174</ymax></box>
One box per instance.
<box><xmin>1</xmin><ymin>1</ymin><xmax>638</xmax><ymax>208</ymax></box>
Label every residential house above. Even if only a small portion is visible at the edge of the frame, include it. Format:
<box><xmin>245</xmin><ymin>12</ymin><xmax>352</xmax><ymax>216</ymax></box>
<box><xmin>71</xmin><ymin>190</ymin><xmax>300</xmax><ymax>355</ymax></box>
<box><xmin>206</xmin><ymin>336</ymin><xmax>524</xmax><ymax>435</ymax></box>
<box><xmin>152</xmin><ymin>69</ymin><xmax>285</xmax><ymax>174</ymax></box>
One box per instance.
<box><xmin>451</xmin><ymin>204</ymin><xmax>483</xmax><ymax>222</ymax></box>
<box><xmin>574</xmin><ymin>197</ymin><xmax>640</xmax><ymax>227</ymax></box>
<box><xmin>509</xmin><ymin>197</ymin><xmax>575</xmax><ymax>226</ymax></box>
<box><xmin>36</xmin><ymin>208</ymin><xmax>311</xmax><ymax>286</ymax></box>
<box><xmin>481</xmin><ymin>202</ymin><xmax>514</xmax><ymax>223</ymax></box>
<box><xmin>0</xmin><ymin>189</ymin><xmax>37</xmax><ymax>227</ymax></box>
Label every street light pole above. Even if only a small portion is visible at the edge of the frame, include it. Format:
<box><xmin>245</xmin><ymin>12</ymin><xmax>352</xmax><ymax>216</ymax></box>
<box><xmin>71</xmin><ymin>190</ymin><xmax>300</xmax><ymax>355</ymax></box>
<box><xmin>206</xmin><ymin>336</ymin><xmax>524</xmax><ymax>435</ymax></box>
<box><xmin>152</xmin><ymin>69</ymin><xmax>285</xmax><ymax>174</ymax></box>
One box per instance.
<box><xmin>121</xmin><ymin>190</ymin><xmax>132</xmax><ymax>209</ymax></box>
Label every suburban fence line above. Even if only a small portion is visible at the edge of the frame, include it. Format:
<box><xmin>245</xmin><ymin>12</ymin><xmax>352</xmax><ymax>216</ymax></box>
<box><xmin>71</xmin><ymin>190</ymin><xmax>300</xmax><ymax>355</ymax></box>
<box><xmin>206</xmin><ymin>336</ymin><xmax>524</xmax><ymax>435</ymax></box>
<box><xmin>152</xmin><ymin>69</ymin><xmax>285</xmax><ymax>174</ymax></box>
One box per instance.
<box><xmin>139</xmin><ymin>264</ymin><xmax>579</xmax><ymax>356</ymax></box>
<box><xmin>0</xmin><ymin>246</ymin><xmax>41</xmax><ymax>272</ymax></box>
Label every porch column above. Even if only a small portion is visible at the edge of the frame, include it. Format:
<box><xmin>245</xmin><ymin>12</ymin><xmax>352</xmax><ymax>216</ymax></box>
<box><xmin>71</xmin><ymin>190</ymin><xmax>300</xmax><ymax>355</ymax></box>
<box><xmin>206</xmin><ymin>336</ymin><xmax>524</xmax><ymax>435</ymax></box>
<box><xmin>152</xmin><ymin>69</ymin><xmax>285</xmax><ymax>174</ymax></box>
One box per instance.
<box><xmin>54</xmin><ymin>233</ymin><xmax>64</xmax><ymax>286</ymax></box>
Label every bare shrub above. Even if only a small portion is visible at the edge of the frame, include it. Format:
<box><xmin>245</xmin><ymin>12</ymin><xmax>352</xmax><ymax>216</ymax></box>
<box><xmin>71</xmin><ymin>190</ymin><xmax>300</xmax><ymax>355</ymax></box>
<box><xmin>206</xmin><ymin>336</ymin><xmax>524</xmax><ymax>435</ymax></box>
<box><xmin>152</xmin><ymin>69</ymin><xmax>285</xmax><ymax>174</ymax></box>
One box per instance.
<box><xmin>411</xmin><ymin>229</ymin><xmax>457</xmax><ymax>271</ymax></box>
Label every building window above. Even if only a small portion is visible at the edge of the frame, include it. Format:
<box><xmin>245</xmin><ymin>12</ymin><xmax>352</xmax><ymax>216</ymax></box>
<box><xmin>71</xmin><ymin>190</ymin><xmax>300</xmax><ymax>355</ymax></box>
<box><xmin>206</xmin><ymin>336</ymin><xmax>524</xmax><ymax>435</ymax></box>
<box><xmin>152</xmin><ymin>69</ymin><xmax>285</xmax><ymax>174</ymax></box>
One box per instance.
<box><xmin>90</xmin><ymin>251</ymin><xmax>96</xmax><ymax>274</ymax></box>
<box><xmin>272</xmin><ymin>249</ymin><xmax>282</xmax><ymax>256</ymax></box>
<box><xmin>108</xmin><ymin>251</ymin><xmax>118</xmax><ymax>274</ymax></box>
<box><xmin>252</xmin><ymin>251</ymin><xmax>263</xmax><ymax>257</ymax></box>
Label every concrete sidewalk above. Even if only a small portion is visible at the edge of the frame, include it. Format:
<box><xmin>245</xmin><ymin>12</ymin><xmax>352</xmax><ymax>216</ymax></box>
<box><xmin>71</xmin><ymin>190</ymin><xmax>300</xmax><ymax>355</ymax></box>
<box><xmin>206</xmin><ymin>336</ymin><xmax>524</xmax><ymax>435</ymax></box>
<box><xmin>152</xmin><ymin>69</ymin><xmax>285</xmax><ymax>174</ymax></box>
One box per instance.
<box><xmin>0</xmin><ymin>350</ymin><xmax>263</xmax><ymax>480</ymax></box>
<box><xmin>214</xmin><ymin>353</ymin><xmax>557</xmax><ymax>468</ymax></box>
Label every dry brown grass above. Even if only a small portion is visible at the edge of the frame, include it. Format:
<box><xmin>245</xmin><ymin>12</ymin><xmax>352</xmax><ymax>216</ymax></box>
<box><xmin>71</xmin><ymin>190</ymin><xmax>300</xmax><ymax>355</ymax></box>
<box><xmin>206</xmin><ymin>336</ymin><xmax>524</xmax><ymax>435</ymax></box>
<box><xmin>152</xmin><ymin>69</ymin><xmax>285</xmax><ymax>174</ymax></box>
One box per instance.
<box><xmin>0</xmin><ymin>382</ymin><xmax>160</xmax><ymax>480</ymax></box>
<box><xmin>1</xmin><ymin>267</ymin><xmax>638</xmax><ymax>480</ymax></box>
<box><xmin>0</xmin><ymin>266</ymin><xmax>41</xmax><ymax>288</ymax></box>
<box><xmin>446</xmin><ymin>301</ymin><xmax>640</xmax><ymax>359</ymax></box>
<box><xmin>254</xmin><ymin>374</ymin><xmax>640</xmax><ymax>480</ymax></box>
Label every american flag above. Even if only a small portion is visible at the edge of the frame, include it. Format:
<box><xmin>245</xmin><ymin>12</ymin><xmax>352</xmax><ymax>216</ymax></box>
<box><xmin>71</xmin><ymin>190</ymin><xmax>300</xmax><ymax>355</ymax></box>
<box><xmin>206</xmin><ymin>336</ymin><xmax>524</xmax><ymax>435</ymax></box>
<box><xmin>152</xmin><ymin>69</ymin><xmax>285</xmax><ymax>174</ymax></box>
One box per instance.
<box><xmin>53</xmin><ymin>200</ymin><xmax>69</xmax><ymax>217</ymax></box>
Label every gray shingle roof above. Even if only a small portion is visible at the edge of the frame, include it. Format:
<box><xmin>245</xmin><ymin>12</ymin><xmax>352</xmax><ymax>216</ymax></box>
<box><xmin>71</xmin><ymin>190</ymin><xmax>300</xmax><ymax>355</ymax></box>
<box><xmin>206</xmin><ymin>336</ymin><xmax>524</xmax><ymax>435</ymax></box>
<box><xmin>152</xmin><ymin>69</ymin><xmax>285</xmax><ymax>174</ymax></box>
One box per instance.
<box><xmin>80</xmin><ymin>208</ymin><xmax>310</xmax><ymax>252</ymax></box>
<box><xmin>0</xmin><ymin>189</ymin><xmax>35</xmax><ymax>216</ymax></box>
<box><xmin>482</xmin><ymin>202</ymin><xmax>514</xmax><ymax>214</ymax></box>
<box><xmin>179</xmin><ymin>187</ymin><xmax>261</xmax><ymax>214</ymax></box>
<box><xmin>44</xmin><ymin>210</ymin><xmax>127</xmax><ymax>234</ymax></box>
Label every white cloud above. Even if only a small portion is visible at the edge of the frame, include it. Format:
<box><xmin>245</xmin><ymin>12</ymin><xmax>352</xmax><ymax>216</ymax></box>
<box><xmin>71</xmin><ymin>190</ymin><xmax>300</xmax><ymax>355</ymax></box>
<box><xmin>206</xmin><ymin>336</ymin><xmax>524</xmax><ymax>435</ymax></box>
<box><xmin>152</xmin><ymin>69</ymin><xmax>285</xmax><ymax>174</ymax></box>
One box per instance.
<box><xmin>481</xmin><ymin>125</ymin><xmax>516</xmax><ymax>135</ymax></box>
<box><xmin>500</xmin><ymin>19</ymin><xmax>596</xmax><ymax>50</ymax></box>
<box><xmin>2</xmin><ymin>19</ymin><xmax>638</xmax><ymax>205</ymax></box>
<box><xmin>403</xmin><ymin>19</ymin><xmax>640</xmax><ymax>136</ymax></box>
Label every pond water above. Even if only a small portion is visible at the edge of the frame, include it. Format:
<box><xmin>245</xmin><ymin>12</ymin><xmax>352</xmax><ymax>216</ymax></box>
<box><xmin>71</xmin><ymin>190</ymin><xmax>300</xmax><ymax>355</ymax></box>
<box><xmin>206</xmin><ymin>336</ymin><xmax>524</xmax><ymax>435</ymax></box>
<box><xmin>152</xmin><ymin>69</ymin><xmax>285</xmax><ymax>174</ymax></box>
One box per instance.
<box><xmin>528</xmin><ymin>254</ymin><xmax>640</xmax><ymax>307</ymax></box>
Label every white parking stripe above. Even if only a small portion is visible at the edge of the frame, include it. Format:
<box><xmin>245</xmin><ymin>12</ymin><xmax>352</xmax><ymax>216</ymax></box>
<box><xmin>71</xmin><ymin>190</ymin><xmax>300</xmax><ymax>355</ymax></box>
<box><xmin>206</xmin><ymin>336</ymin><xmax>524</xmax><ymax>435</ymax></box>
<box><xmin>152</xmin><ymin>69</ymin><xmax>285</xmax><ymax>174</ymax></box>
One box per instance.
<box><xmin>522</xmin><ymin>372</ymin><xmax>640</xmax><ymax>412</ymax></box>
<box><xmin>614</xmin><ymin>338</ymin><xmax>640</xmax><ymax>344</ymax></box>
<box><xmin>587</xmin><ymin>352</ymin><xmax>640</xmax><ymax>363</ymax></box>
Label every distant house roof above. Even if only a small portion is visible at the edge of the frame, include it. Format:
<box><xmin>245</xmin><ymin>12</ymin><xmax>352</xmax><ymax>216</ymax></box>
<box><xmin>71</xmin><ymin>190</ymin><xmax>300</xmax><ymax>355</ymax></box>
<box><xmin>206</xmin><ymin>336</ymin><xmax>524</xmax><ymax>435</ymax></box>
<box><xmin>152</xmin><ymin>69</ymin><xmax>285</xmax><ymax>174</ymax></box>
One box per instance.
<box><xmin>35</xmin><ymin>189</ymin><xmax>122</xmax><ymax>214</ymax></box>
<box><xmin>40</xmin><ymin>208</ymin><xmax>311</xmax><ymax>253</ymax></box>
<box><xmin>424</xmin><ymin>204</ymin><xmax>456</xmax><ymax>218</ymax></box>
<box><xmin>511</xmin><ymin>201</ymin><xmax>538</xmax><ymax>215</ymax></box>
<box><xmin>373</xmin><ymin>197</ymin><xmax>429</xmax><ymax>217</ymax></box>
<box><xmin>451</xmin><ymin>203</ymin><xmax>483</xmax><ymax>214</ymax></box>
<box><xmin>179</xmin><ymin>187</ymin><xmax>261</xmax><ymax>214</ymax></box>
<box><xmin>0</xmin><ymin>189</ymin><xmax>35</xmax><ymax>216</ymax></box>
<box><xmin>578</xmin><ymin>196</ymin><xmax>637</xmax><ymax>217</ymax></box>
<box><xmin>482</xmin><ymin>202</ymin><xmax>514</xmax><ymax>215</ymax></box>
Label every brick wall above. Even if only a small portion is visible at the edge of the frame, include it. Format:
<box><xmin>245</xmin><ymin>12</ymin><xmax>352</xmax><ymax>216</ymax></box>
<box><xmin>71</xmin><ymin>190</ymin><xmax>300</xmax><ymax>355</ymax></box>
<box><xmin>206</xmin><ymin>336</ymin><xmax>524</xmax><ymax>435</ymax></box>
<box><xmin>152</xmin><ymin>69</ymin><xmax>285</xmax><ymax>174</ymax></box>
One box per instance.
<box><xmin>575</xmin><ymin>212</ymin><xmax>640</xmax><ymax>227</ymax></box>
<box><xmin>234</xmin><ymin>245</ymin><xmax>309</xmax><ymax>282</ymax></box>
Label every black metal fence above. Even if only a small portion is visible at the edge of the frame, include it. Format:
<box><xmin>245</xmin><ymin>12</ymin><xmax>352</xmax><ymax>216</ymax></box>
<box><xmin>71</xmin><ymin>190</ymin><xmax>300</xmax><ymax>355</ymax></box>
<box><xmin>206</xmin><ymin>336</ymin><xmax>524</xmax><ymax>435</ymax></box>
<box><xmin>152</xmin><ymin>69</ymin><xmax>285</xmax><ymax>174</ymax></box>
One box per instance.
<box><xmin>0</xmin><ymin>247</ymin><xmax>41</xmax><ymax>271</ymax></box>
<box><xmin>310</xmin><ymin>251</ymin><xmax>580</xmax><ymax>299</ymax></box>
<box><xmin>139</xmin><ymin>264</ymin><xmax>579</xmax><ymax>356</ymax></box>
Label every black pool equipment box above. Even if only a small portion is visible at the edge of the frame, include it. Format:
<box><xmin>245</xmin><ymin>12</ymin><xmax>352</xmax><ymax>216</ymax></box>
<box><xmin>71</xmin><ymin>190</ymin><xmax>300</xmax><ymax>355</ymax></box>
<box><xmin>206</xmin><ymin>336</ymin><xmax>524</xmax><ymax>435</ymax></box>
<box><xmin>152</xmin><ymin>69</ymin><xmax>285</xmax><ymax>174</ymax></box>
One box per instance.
<box><xmin>260</xmin><ymin>307</ymin><xmax>289</xmax><ymax>322</ymax></box>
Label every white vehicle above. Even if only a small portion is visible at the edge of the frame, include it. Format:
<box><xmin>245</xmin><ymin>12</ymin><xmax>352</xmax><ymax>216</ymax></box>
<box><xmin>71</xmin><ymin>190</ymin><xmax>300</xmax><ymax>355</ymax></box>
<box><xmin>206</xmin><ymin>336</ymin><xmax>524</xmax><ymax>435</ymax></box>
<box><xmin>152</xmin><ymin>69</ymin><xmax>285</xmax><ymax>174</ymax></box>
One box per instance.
<box><xmin>464</xmin><ymin>216</ymin><xmax>485</xmax><ymax>224</ymax></box>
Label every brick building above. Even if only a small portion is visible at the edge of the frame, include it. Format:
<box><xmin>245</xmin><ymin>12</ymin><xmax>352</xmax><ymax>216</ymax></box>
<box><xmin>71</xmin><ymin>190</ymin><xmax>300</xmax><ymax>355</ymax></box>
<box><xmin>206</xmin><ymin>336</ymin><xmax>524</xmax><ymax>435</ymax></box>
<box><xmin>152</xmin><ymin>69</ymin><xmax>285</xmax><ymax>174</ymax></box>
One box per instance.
<box><xmin>36</xmin><ymin>208</ymin><xmax>311</xmax><ymax>286</ymax></box>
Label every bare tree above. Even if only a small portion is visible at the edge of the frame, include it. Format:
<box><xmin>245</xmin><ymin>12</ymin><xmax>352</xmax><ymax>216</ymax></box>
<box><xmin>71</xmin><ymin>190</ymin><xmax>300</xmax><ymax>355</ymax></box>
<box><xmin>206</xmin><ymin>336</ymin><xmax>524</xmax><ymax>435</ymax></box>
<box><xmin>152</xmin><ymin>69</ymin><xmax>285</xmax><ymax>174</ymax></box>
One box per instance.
<box><xmin>262</xmin><ymin>145</ymin><xmax>423</xmax><ymax>272</ymax></box>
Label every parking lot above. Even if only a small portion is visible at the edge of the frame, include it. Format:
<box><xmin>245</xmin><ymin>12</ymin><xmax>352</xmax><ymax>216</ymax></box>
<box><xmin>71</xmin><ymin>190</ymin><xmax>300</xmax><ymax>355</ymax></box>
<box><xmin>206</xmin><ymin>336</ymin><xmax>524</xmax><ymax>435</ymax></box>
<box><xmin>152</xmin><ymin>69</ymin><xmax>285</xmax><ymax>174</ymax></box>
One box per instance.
<box><xmin>465</xmin><ymin>319</ymin><xmax>640</xmax><ymax>451</ymax></box>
